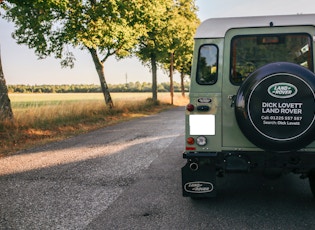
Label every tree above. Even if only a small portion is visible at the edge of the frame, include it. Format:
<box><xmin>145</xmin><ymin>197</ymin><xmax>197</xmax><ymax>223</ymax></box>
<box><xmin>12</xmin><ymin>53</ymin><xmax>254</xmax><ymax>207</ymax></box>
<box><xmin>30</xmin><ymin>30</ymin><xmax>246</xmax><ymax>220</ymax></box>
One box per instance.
<box><xmin>162</xmin><ymin>0</ymin><xmax>199</xmax><ymax>100</ymax></box>
<box><xmin>136</xmin><ymin>0</ymin><xmax>173</xmax><ymax>102</ymax></box>
<box><xmin>137</xmin><ymin>0</ymin><xmax>198</xmax><ymax>103</ymax></box>
<box><xmin>176</xmin><ymin>0</ymin><xmax>199</xmax><ymax>97</ymax></box>
<box><xmin>0</xmin><ymin>48</ymin><xmax>13</xmax><ymax>121</ymax></box>
<box><xmin>0</xmin><ymin>0</ymin><xmax>148</xmax><ymax>108</ymax></box>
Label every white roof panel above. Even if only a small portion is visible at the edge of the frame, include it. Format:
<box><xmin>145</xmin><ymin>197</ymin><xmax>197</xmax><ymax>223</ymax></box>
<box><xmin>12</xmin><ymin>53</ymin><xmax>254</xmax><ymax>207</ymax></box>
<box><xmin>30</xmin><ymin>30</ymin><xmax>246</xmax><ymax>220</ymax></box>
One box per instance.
<box><xmin>195</xmin><ymin>14</ymin><xmax>315</xmax><ymax>39</ymax></box>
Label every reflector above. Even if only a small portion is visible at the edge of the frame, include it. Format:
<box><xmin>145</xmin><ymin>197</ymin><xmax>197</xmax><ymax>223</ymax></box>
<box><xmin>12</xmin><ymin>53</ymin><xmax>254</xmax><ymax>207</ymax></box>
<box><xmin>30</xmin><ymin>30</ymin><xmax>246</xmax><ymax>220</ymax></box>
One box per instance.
<box><xmin>186</xmin><ymin>147</ymin><xmax>196</xmax><ymax>151</ymax></box>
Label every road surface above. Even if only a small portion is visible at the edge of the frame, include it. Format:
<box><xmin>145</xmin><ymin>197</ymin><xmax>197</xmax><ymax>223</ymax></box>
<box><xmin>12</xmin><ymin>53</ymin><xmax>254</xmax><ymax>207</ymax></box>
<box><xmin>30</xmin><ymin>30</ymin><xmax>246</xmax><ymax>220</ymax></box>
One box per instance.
<box><xmin>1</xmin><ymin>106</ymin><xmax>315</xmax><ymax>229</ymax></box>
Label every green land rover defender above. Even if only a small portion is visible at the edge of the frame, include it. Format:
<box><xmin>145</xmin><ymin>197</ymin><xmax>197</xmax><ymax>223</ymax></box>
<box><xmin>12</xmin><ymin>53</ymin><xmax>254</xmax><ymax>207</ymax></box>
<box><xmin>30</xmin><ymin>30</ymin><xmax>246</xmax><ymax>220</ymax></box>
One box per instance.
<box><xmin>182</xmin><ymin>14</ymin><xmax>315</xmax><ymax>198</ymax></box>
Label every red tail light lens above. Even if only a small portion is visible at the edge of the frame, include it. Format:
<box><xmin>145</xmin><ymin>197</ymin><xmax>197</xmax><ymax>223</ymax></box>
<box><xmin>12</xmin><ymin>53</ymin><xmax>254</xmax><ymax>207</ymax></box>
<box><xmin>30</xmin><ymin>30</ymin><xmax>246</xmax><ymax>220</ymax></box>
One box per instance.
<box><xmin>187</xmin><ymin>137</ymin><xmax>195</xmax><ymax>145</ymax></box>
<box><xmin>186</xmin><ymin>103</ymin><xmax>194</xmax><ymax>112</ymax></box>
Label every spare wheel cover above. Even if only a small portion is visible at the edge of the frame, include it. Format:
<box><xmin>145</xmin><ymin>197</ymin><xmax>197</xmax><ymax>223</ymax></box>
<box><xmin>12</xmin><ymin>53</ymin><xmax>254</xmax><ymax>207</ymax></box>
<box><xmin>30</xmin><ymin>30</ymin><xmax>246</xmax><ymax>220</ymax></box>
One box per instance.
<box><xmin>235</xmin><ymin>62</ymin><xmax>315</xmax><ymax>152</ymax></box>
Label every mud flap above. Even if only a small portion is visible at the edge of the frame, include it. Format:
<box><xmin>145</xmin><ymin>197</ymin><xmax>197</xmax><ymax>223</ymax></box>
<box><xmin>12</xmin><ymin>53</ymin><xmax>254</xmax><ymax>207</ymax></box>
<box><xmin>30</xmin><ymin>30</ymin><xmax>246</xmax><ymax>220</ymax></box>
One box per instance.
<box><xmin>182</xmin><ymin>161</ymin><xmax>217</xmax><ymax>198</ymax></box>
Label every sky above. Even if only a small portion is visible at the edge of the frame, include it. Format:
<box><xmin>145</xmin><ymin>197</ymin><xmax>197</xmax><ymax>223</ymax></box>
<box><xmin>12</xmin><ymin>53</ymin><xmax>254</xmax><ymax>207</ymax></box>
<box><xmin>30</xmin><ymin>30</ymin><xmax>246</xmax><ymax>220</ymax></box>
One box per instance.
<box><xmin>1</xmin><ymin>0</ymin><xmax>315</xmax><ymax>85</ymax></box>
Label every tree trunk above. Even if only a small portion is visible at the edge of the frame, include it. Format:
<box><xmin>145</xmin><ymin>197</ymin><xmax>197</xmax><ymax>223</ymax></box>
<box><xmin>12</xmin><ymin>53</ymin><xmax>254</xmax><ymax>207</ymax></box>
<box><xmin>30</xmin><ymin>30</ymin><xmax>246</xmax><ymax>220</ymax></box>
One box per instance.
<box><xmin>0</xmin><ymin>50</ymin><xmax>13</xmax><ymax>121</ymax></box>
<box><xmin>169</xmin><ymin>52</ymin><xmax>174</xmax><ymax>105</ymax></box>
<box><xmin>180</xmin><ymin>71</ymin><xmax>185</xmax><ymax>97</ymax></box>
<box><xmin>150</xmin><ymin>53</ymin><xmax>158</xmax><ymax>102</ymax></box>
<box><xmin>88</xmin><ymin>48</ymin><xmax>114</xmax><ymax>108</ymax></box>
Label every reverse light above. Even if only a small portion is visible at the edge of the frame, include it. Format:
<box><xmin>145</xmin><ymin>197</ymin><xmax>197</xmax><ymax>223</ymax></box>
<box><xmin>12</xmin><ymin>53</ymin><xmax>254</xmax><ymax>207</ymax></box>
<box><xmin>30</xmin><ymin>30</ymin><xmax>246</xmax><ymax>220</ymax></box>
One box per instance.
<box><xmin>196</xmin><ymin>136</ymin><xmax>207</xmax><ymax>146</ymax></box>
<box><xmin>186</xmin><ymin>137</ymin><xmax>195</xmax><ymax>145</ymax></box>
<box><xmin>186</xmin><ymin>103</ymin><xmax>195</xmax><ymax>112</ymax></box>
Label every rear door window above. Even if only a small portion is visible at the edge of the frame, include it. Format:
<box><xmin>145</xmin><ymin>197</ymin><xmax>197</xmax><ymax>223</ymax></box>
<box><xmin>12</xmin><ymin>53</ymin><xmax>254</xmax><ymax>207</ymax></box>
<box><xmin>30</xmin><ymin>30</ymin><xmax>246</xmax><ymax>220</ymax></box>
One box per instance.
<box><xmin>230</xmin><ymin>34</ymin><xmax>313</xmax><ymax>84</ymax></box>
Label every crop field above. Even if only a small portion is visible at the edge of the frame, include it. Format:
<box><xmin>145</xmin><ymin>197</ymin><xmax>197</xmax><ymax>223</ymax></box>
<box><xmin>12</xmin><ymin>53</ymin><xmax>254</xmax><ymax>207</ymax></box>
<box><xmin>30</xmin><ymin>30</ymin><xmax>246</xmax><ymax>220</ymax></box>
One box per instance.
<box><xmin>10</xmin><ymin>92</ymin><xmax>152</xmax><ymax>107</ymax></box>
<box><xmin>9</xmin><ymin>92</ymin><xmax>186</xmax><ymax>107</ymax></box>
<box><xmin>8</xmin><ymin>92</ymin><xmax>188</xmax><ymax>127</ymax></box>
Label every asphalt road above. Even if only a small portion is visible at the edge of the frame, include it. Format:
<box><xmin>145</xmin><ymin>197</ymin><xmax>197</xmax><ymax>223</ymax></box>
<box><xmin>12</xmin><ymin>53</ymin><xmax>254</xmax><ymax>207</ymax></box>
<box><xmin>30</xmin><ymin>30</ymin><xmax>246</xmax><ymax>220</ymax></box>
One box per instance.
<box><xmin>1</xmin><ymin>106</ymin><xmax>315</xmax><ymax>230</ymax></box>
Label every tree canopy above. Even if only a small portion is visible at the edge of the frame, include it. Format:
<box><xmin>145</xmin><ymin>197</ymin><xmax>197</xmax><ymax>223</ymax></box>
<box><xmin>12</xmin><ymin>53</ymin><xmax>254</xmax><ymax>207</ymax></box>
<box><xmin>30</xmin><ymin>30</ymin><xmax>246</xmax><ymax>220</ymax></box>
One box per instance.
<box><xmin>136</xmin><ymin>0</ymin><xmax>199</xmax><ymax>101</ymax></box>
<box><xmin>1</xmin><ymin>0</ymin><xmax>199</xmax><ymax>107</ymax></box>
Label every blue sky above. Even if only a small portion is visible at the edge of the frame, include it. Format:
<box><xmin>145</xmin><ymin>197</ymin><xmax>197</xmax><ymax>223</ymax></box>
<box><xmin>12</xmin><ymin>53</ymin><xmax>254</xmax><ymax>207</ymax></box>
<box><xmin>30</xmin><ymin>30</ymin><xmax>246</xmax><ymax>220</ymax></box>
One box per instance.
<box><xmin>1</xmin><ymin>0</ymin><xmax>315</xmax><ymax>85</ymax></box>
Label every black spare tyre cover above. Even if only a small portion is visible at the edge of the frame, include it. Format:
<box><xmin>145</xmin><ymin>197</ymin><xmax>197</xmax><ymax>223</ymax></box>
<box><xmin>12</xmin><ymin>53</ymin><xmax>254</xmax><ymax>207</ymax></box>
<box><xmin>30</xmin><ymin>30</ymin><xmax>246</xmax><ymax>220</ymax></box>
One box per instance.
<box><xmin>235</xmin><ymin>62</ymin><xmax>315</xmax><ymax>152</ymax></box>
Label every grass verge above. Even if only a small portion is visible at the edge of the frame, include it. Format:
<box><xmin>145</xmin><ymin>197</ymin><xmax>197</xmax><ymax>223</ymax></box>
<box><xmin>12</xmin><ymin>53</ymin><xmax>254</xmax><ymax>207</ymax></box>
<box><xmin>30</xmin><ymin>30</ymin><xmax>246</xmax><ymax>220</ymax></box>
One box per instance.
<box><xmin>1</xmin><ymin>94</ymin><xmax>188</xmax><ymax>156</ymax></box>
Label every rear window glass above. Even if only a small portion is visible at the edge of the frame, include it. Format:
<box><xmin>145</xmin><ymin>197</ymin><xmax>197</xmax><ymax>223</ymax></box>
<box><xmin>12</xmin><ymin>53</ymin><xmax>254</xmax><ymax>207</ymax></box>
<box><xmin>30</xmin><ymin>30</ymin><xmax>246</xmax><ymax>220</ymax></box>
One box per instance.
<box><xmin>196</xmin><ymin>44</ymin><xmax>218</xmax><ymax>85</ymax></box>
<box><xmin>230</xmin><ymin>33</ymin><xmax>313</xmax><ymax>84</ymax></box>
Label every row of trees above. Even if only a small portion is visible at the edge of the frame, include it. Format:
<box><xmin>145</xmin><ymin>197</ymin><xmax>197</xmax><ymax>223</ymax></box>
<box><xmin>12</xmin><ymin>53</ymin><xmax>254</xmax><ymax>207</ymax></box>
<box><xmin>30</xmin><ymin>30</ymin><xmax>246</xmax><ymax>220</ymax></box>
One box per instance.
<box><xmin>0</xmin><ymin>0</ymin><xmax>199</xmax><ymax>119</ymax></box>
<box><xmin>7</xmin><ymin>81</ymin><xmax>190</xmax><ymax>93</ymax></box>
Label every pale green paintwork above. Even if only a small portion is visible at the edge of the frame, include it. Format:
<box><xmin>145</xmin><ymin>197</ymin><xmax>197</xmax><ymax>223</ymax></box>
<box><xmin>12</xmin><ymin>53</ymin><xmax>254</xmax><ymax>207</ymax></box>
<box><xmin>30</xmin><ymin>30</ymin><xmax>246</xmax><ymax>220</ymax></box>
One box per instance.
<box><xmin>186</xmin><ymin>15</ymin><xmax>315</xmax><ymax>152</ymax></box>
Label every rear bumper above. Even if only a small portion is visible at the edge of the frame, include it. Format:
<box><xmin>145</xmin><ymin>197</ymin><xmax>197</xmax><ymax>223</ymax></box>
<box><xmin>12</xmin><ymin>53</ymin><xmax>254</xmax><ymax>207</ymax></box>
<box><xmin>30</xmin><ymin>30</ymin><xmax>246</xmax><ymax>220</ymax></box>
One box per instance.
<box><xmin>182</xmin><ymin>150</ymin><xmax>315</xmax><ymax>197</ymax></box>
<box><xmin>183</xmin><ymin>151</ymin><xmax>315</xmax><ymax>174</ymax></box>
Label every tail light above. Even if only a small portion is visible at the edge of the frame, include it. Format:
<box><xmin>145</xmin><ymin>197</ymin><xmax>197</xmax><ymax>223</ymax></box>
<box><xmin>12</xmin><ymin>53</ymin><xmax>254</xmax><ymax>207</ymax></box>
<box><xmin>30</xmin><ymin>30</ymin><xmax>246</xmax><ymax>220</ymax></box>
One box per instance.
<box><xmin>186</xmin><ymin>137</ymin><xmax>195</xmax><ymax>145</ymax></box>
<box><xmin>186</xmin><ymin>103</ymin><xmax>194</xmax><ymax>112</ymax></box>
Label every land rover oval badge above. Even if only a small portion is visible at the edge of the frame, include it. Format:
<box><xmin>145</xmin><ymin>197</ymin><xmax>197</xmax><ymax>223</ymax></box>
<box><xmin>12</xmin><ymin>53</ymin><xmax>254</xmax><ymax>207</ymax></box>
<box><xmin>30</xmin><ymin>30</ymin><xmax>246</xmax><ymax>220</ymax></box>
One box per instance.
<box><xmin>198</xmin><ymin>97</ymin><xmax>212</xmax><ymax>103</ymax></box>
<box><xmin>184</xmin><ymin>181</ymin><xmax>214</xmax><ymax>193</ymax></box>
<box><xmin>267</xmin><ymin>82</ymin><xmax>297</xmax><ymax>99</ymax></box>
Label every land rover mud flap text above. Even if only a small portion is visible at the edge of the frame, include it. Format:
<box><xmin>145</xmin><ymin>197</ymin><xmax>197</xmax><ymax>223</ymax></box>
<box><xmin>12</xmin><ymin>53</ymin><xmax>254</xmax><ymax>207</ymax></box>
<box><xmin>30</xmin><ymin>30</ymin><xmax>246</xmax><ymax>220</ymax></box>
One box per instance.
<box><xmin>182</xmin><ymin>162</ymin><xmax>216</xmax><ymax>197</ymax></box>
<box><xmin>235</xmin><ymin>62</ymin><xmax>315</xmax><ymax>152</ymax></box>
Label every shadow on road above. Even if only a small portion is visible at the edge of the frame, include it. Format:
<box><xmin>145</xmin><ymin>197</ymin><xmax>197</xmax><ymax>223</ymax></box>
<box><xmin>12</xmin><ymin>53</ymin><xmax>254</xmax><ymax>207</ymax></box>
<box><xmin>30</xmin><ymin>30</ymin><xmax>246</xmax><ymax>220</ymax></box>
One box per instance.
<box><xmin>186</xmin><ymin>173</ymin><xmax>315</xmax><ymax>229</ymax></box>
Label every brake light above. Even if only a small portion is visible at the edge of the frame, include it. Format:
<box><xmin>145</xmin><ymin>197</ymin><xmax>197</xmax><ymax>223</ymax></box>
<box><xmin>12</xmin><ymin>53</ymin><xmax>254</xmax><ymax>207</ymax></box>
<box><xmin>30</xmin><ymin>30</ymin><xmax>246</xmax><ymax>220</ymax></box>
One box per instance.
<box><xmin>186</xmin><ymin>103</ymin><xmax>195</xmax><ymax>112</ymax></box>
<box><xmin>187</xmin><ymin>137</ymin><xmax>195</xmax><ymax>145</ymax></box>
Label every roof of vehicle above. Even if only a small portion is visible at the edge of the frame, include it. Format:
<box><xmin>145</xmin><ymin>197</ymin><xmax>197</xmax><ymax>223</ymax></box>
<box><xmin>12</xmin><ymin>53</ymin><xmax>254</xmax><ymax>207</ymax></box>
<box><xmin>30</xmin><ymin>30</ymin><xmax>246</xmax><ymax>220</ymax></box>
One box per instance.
<box><xmin>195</xmin><ymin>14</ymin><xmax>315</xmax><ymax>39</ymax></box>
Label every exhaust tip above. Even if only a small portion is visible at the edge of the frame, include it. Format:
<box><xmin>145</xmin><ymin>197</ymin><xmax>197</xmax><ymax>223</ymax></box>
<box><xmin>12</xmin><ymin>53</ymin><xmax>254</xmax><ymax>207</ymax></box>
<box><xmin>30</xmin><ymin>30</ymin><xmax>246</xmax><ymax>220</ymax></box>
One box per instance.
<box><xmin>189</xmin><ymin>162</ymin><xmax>199</xmax><ymax>171</ymax></box>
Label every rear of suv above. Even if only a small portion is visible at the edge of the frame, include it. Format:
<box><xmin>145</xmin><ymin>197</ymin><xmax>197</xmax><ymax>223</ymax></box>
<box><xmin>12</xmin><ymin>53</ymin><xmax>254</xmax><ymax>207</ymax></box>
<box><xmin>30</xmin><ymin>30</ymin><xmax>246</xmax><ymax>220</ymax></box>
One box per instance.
<box><xmin>182</xmin><ymin>14</ymin><xmax>315</xmax><ymax>198</ymax></box>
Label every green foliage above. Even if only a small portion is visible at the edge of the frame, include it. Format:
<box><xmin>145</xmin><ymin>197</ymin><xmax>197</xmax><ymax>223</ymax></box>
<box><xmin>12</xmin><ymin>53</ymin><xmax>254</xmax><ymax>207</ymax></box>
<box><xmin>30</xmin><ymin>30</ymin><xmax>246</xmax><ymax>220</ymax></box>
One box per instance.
<box><xmin>135</xmin><ymin>0</ymin><xmax>199</xmax><ymax>100</ymax></box>
<box><xmin>162</xmin><ymin>0</ymin><xmax>199</xmax><ymax>74</ymax></box>
<box><xmin>173</xmin><ymin>0</ymin><xmax>199</xmax><ymax>76</ymax></box>
<box><xmin>136</xmin><ymin>0</ymin><xmax>172</xmax><ymax>63</ymax></box>
<box><xmin>2</xmin><ymin>0</ymin><xmax>149</xmax><ymax>64</ymax></box>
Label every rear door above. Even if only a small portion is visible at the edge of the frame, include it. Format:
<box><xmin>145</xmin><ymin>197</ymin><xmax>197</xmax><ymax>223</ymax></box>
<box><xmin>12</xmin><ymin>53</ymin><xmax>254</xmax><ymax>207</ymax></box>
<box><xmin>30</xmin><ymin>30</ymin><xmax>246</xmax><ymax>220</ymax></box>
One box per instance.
<box><xmin>222</xmin><ymin>26</ymin><xmax>315</xmax><ymax>149</ymax></box>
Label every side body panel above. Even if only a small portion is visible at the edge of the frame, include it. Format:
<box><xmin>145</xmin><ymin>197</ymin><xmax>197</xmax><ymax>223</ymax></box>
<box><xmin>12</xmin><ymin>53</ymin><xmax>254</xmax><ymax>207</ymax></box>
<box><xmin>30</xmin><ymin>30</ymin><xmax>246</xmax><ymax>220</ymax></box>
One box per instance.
<box><xmin>186</xmin><ymin>38</ymin><xmax>223</xmax><ymax>152</ymax></box>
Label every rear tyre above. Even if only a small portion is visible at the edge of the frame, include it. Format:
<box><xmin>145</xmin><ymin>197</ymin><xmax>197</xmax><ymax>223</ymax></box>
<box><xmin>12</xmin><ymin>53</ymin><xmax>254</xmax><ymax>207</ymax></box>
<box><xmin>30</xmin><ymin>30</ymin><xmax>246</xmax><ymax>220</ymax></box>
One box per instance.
<box><xmin>235</xmin><ymin>62</ymin><xmax>315</xmax><ymax>152</ymax></box>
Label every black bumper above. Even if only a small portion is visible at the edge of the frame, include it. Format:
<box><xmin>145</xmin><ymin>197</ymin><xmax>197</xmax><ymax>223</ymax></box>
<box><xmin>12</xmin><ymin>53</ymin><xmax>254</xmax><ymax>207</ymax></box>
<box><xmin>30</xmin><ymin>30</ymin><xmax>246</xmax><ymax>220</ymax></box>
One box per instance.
<box><xmin>183</xmin><ymin>150</ymin><xmax>315</xmax><ymax>173</ymax></box>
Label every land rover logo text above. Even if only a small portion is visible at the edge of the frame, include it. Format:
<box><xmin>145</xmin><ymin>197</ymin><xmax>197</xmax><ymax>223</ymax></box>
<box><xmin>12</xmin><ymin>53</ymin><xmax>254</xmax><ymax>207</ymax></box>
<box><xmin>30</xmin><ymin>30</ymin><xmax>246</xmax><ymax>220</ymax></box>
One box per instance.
<box><xmin>184</xmin><ymin>181</ymin><xmax>214</xmax><ymax>193</ymax></box>
<box><xmin>268</xmin><ymin>82</ymin><xmax>298</xmax><ymax>99</ymax></box>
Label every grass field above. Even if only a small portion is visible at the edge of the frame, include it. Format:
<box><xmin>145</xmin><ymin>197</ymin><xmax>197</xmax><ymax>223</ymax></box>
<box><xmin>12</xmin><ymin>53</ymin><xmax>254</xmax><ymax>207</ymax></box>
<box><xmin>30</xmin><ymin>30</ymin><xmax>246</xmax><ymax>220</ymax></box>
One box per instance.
<box><xmin>9</xmin><ymin>92</ymin><xmax>153</xmax><ymax>103</ymax></box>
<box><xmin>9</xmin><ymin>92</ymin><xmax>185</xmax><ymax>102</ymax></box>
<box><xmin>9</xmin><ymin>92</ymin><xmax>186</xmax><ymax>108</ymax></box>
<box><xmin>10</xmin><ymin>92</ymin><xmax>151</xmax><ymax>108</ymax></box>
<box><xmin>1</xmin><ymin>92</ymin><xmax>188</xmax><ymax>156</ymax></box>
